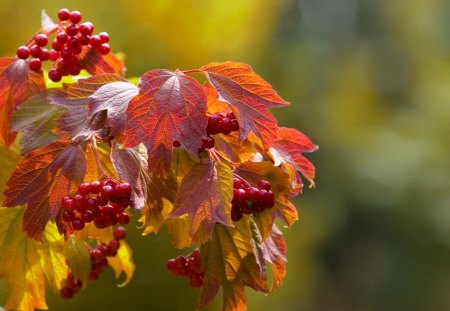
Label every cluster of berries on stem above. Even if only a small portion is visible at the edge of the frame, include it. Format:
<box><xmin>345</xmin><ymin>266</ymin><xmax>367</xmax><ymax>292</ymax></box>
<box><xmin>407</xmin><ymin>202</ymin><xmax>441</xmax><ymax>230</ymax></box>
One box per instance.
<box><xmin>231</xmin><ymin>178</ymin><xmax>275</xmax><ymax>221</ymax></box>
<box><xmin>16</xmin><ymin>8</ymin><xmax>112</xmax><ymax>82</ymax></box>
<box><xmin>166</xmin><ymin>249</ymin><xmax>204</xmax><ymax>288</ymax></box>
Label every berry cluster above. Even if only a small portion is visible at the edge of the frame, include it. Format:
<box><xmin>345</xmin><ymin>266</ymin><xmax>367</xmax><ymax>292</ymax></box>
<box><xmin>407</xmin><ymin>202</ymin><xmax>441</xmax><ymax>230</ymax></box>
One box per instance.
<box><xmin>231</xmin><ymin>178</ymin><xmax>275</xmax><ymax>221</ymax></box>
<box><xmin>60</xmin><ymin>226</ymin><xmax>127</xmax><ymax>299</ymax></box>
<box><xmin>60</xmin><ymin>179</ymin><xmax>131</xmax><ymax>232</ymax></box>
<box><xmin>15</xmin><ymin>8</ymin><xmax>112</xmax><ymax>82</ymax></box>
<box><xmin>166</xmin><ymin>249</ymin><xmax>204</xmax><ymax>288</ymax></box>
<box><xmin>172</xmin><ymin>112</ymin><xmax>240</xmax><ymax>152</ymax></box>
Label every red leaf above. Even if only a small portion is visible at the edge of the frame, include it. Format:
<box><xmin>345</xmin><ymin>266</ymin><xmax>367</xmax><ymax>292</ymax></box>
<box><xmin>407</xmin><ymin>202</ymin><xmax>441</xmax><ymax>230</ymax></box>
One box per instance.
<box><xmin>78</xmin><ymin>49</ymin><xmax>125</xmax><ymax>76</ymax></box>
<box><xmin>0</xmin><ymin>58</ymin><xmax>46</xmax><ymax>145</ymax></box>
<box><xmin>200</xmin><ymin>62</ymin><xmax>288</xmax><ymax>148</ymax></box>
<box><xmin>269</xmin><ymin>127</ymin><xmax>318</xmax><ymax>187</ymax></box>
<box><xmin>3</xmin><ymin>141</ymin><xmax>86</xmax><ymax>239</ymax></box>
<box><xmin>90</xmin><ymin>81</ymin><xmax>138</xmax><ymax>138</ymax></box>
<box><xmin>50</xmin><ymin>74</ymin><xmax>125</xmax><ymax>140</ymax></box>
<box><xmin>170</xmin><ymin>159</ymin><xmax>233</xmax><ymax>243</ymax></box>
<box><xmin>123</xmin><ymin>69</ymin><xmax>208</xmax><ymax>174</ymax></box>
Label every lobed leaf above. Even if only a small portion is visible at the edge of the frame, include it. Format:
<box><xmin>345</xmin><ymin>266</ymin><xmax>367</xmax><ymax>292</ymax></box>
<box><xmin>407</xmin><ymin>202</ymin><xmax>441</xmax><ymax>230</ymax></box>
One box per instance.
<box><xmin>123</xmin><ymin>69</ymin><xmax>208</xmax><ymax>174</ymax></box>
<box><xmin>200</xmin><ymin>62</ymin><xmax>288</xmax><ymax>149</ymax></box>
<box><xmin>3</xmin><ymin>141</ymin><xmax>86</xmax><ymax>239</ymax></box>
<box><xmin>0</xmin><ymin>58</ymin><xmax>46</xmax><ymax>146</ymax></box>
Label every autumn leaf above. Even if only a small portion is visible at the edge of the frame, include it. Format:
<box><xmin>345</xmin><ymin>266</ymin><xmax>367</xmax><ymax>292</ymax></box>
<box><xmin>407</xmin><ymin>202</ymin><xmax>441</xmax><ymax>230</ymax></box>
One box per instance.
<box><xmin>3</xmin><ymin>141</ymin><xmax>86</xmax><ymax>239</ymax></box>
<box><xmin>199</xmin><ymin>220</ymin><xmax>268</xmax><ymax>311</ymax></box>
<box><xmin>49</xmin><ymin>74</ymin><xmax>125</xmax><ymax>140</ymax></box>
<box><xmin>111</xmin><ymin>143</ymin><xmax>150</xmax><ymax>211</ymax></box>
<box><xmin>11</xmin><ymin>92</ymin><xmax>64</xmax><ymax>153</ymax></box>
<box><xmin>79</xmin><ymin>49</ymin><xmax>126</xmax><ymax>76</ymax></box>
<box><xmin>123</xmin><ymin>69</ymin><xmax>208</xmax><ymax>174</ymax></box>
<box><xmin>200</xmin><ymin>62</ymin><xmax>288</xmax><ymax>149</ymax></box>
<box><xmin>170</xmin><ymin>159</ymin><xmax>233</xmax><ymax>243</ymax></box>
<box><xmin>268</xmin><ymin>127</ymin><xmax>318</xmax><ymax>187</ymax></box>
<box><xmin>0</xmin><ymin>146</ymin><xmax>20</xmax><ymax>201</ymax></box>
<box><xmin>0</xmin><ymin>206</ymin><xmax>68</xmax><ymax>311</ymax></box>
<box><xmin>0</xmin><ymin>57</ymin><xmax>46</xmax><ymax>146</ymax></box>
<box><xmin>63</xmin><ymin>235</ymin><xmax>91</xmax><ymax>286</ymax></box>
<box><xmin>90</xmin><ymin>81</ymin><xmax>138</xmax><ymax>138</ymax></box>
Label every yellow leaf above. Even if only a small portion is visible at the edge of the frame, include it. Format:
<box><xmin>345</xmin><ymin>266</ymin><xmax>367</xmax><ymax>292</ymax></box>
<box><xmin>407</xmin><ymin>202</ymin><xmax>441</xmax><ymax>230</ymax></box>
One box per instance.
<box><xmin>0</xmin><ymin>206</ymin><xmax>68</xmax><ymax>311</ymax></box>
<box><xmin>107</xmin><ymin>240</ymin><xmax>135</xmax><ymax>287</ymax></box>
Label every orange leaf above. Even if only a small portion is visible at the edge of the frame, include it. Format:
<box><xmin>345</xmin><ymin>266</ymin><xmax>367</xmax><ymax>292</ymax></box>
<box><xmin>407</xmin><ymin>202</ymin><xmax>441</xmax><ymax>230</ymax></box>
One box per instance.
<box><xmin>0</xmin><ymin>57</ymin><xmax>46</xmax><ymax>146</ymax></box>
<box><xmin>200</xmin><ymin>62</ymin><xmax>288</xmax><ymax>149</ymax></box>
<box><xmin>123</xmin><ymin>69</ymin><xmax>208</xmax><ymax>174</ymax></box>
<box><xmin>78</xmin><ymin>49</ymin><xmax>126</xmax><ymax>76</ymax></box>
<box><xmin>3</xmin><ymin>141</ymin><xmax>86</xmax><ymax>239</ymax></box>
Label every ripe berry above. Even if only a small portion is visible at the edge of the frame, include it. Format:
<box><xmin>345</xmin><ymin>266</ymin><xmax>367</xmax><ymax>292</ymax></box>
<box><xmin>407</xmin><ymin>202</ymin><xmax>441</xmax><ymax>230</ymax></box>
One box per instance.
<box><xmin>98</xmin><ymin>32</ymin><xmax>110</xmax><ymax>43</ymax></box>
<box><xmin>66</xmin><ymin>24</ymin><xmax>78</xmax><ymax>36</ymax></box>
<box><xmin>29</xmin><ymin>45</ymin><xmax>41</xmax><ymax>58</ymax></box>
<box><xmin>202</xmin><ymin>136</ymin><xmax>215</xmax><ymax>149</ymax></box>
<box><xmin>39</xmin><ymin>49</ymin><xmax>50</xmax><ymax>61</ymax></box>
<box><xmin>114</xmin><ymin>183</ymin><xmax>132</xmax><ymax>198</ymax></box>
<box><xmin>16</xmin><ymin>46</ymin><xmax>30</xmax><ymax>59</ymax></box>
<box><xmin>97</xmin><ymin>43</ymin><xmax>110</xmax><ymax>55</ymax></box>
<box><xmin>90</xmin><ymin>181</ymin><xmax>102</xmax><ymax>194</ymax></box>
<box><xmin>29</xmin><ymin>59</ymin><xmax>42</xmax><ymax>71</ymax></box>
<box><xmin>48</xmin><ymin>69</ymin><xmax>62</xmax><ymax>82</ymax></box>
<box><xmin>72</xmin><ymin>217</ymin><xmax>85</xmax><ymax>230</ymax></box>
<box><xmin>48</xmin><ymin>49</ymin><xmax>60</xmax><ymax>61</ymax></box>
<box><xmin>230</xmin><ymin>119</ymin><xmax>239</xmax><ymax>131</ymax></box>
<box><xmin>78</xmin><ymin>182</ymin><xmax>91</xmax><ymax>195</ymax></box>
<box><xmin>62</xmin><ymin>210</ymin><xmax>74</xmax><ymax>222</ymax></box>
<box><xmin>173</xmin><ymin>141</ymin><xmax>181</xmax><ymax>147</ymax></box>
<box><xmin>219</xmin><ymin>118</ymin><xmax>232</xmax><ymax>134</ymax></box>
<box><xmin>60</xmin><ymin>287</ymin><xmax>74</xmax><ymax>299</ymax></box>
<box><xmin>232</xmin><ymin>177</ymin><xmax>242</xmax><ymax>189</ymax></box>
<box><xmin>58</xmin><ymin>8</ymin><xmax>71</xmax><ymax>21</ymax></box>
<box><xmin>113</xmin><ymin>226</ymin><xmax>127</xmax><ymax>240</ymax></box>
<box><xmin>257</xmin><ymin>180</ymin><xmax>271</xmax><ymax>191</ymax></box>
<box><xmin>89</xmin><ymin>35</ymin><xmax>101</xmax><ymax>47</ymax></box>
<box><xmin>34</xmin><ymin>34</ymin><xmax>48</xmax><ymax>47</ymax></box>
<box><xmin>101</xmin><ymin>185</ymin><xmax>114</xmax><ymax>199</ymax></box>
<box><xmin>79</xmin><ymin>22</ymin><xmax>94</xmax><ymax>36</ymax></box>
<box><xmin>51</xmin><ymin>39</ymin><xmax>63</xmax><ymax>51</ymax></box>
<box><xmin>118</xmin><ymin>212</ymin><xmax>130</xmax><ymax>225</ymax></box>
<box><xmin>69</xmin><ymin>11</ymin><xmax>82</xmax><ymax>24</ymax></box>
<box><xmin>231</xmin><ymin>205</ymin><xmax>243</xmax><ymax>221</ymax></box>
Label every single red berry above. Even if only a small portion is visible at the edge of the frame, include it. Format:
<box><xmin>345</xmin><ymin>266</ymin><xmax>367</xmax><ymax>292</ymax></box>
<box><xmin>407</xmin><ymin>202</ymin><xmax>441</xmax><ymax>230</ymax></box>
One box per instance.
<box><xmin>48</xmin><ymin>69</ymin><xmax>62</xmax><ymax>82</ymax></box>
<box><xmin>72</xmin><ymin>217</ymin><xmax>85</xmax><ymax>230</ymax></box>
<box><xmin>257</xmin><ymin>180</ymin><xmax>271</xmax><ymax>191</ymax></box>
<box><xmin>98</xmin><ymin>32</ymin><xmax>110</xmax><ymax>43</ymax></box>
<box><xmin>219</xmin><ymin>117</ymin><xmax>232</xmax><ymax>134</ymax></box>
<box><xmin>79</xmin><ymin>35</ymin><xmax>90</xmax><ymax>45</ymax></box>
<box><xmin>89</xmin><ymin>35</ymin><xmax>101</xmax><ymax>47</ymax></box>
<box><xmin>207</xmin><ymin>114</ymin><xmax>222</xmax><ymax>135</ymax></box>
<box><xmin>101</xmin><ymin>185</ymin><xmax>114</xmax><ymax>199</ymax></box>
<box><xmin>267</xmin><ymin>191</ymin><xmax>274</xmax><ymax>202</ymax></box>
<box><xmin>232</xmin><ymin>177</ymin><xmax>242</xmax><ymax>189</ymax></box>
<box><xmin>67</xmin><ymin>37</ymin><xmax>80</xmax><ymax>49</ymax></box>
<box><xmin>189</xmin><ymin>274</ymin><xmax>204</xmax><ymax>288</ymax></box>
<box><xmin>66</xmin><ymin>24</ymin><xmax>78</xmax><ymax>36</ymax></box>
<box><xmin>90</xmin><ymin>181</ymin><xmax>102</xmax><ymax>194</ymax></box>
<box><xmin>81</xmin><ymin>210</ymin><xmax>94</xmax><ymax>223</ymax></box>
<box><xmin>191</xmin><ymin>249</ymin><xmax>201</xmax><ymax>261</ymax></box>
<box><xmin>16</xmin><ymin>46</ymin><xmax>30</xmax><ymax>59</ymax></box>
<box><xmin>52</xmin><ymin>39</ymin><xmax>63</xmax><ymax>51</ymax></box>
<box><xmin>166</xmin><ymin>259</ymin><xmax>176</xmax><ymax>271</ymax></box>
<box><xmin>48</xmin><ymin>49</ymin><xmax>60</xmax><ymax>61</ymax></box>
<box><xmin>60</xmin><ymin>48</ymin><xmax>73</xmax><ymax>60</ymax></box>
<box><xmin>97</xmin><ymin>43</ymin><xmax>110</xmax><ymax>55</ymax></box>
<box><xmin>58</xmin><ymin>8</ymin><xmax>71</xmax><ymax>21</ymax></box>
<box><xmin>245</xmin><ymin>187</ymin><xmax>259</xmax><ymax>201</ymax></box>
<box><xmin>226</xmin><ymin>112</ymin><xmax>236</xmax><ymax>120</ymax></box>
<box><xmin>56</xmin><ymin>32</ymin><xmax>68</xmax><ymax>44</ymax></box>
<box><xmin>62</xmin><ymin>210</ymin><xmax>74</xmax><ymax>222</ymax></box>
<box><xmin>90</xmin><ymin>248</ymin><xmax>104</xmax><ymax>263</ymax></box>
<box><xmin>56</xmin><ymin>59</ymin><xmax>68</xmax><ymax>71</ymax></box>
<box><xmin>202</xmin><ymin>136</ymin><xmax>215</xmax><ymax>149</ymax></box>
<box><xmin>78</xmin><ymin>182</ymin><xmax>91</xmax><ymax>195</ymax></box>
<box><xmin>233</xmin><ymin>188</ymin><xmax>247</xmax><ymax>201</ymax></box>
<box><xmin>252</xmin><ymin>201</ymin><xmax>266</xmax><ymax>213</ymax></box>
<box><xmin>79</xmin><ymin>22</ymin><xmax>94</xmax><ymax>36</ymax></box>
<box><xmin>60</xmin><ymin>287</ymin><xmax>74</xmax><ymax>299</ymax></box>
<box><xmin>34</xmin><ymin>34</ymin><xmax>48</xmax><ymax>47</ymax></box>
<box><xmin>29</xmin><ymin>59</ymin><xmax>42</xmax><ymax>71</ymax></box>
<box><xmin>231</xmin><ymin>205</ymin><xmax>243</xmax><ymax>221</ymax></box>
<box><xmin>114</xmin><ymin>183</ymin><xmax>132</xmax><ymax>198</ymax></box>
<box><xmin>255</xmin><ymin>189</ymin><xmax>268</xmax><ymax>202</ymax></box>
<box><xmin>107</xmin><ymin>239</ymin><xmax>120</xmax><ymax>255</ymax></box>
<box><xmin>230</xmin><ymin>119</ymin><xmax>239</xmax><ymax>131</ymax></box>
<box><xmin>29</xmin><ymin>45</ymin><xmax>42</xmax><ymax>58</ymax></box>
<box><xmin>113</xmin><ymin>226</ymin><xmax>127</xmax><ymax>240</ymax></box>
<box><xmin>118</xmin><ymin>212</ymin><xmax>130</xmax><ymax>225</ymax></box>
<box><xmin>173</xmin><ymin>140</ymin><xmax>181</xmax><ymax>147</ymax></box>
<box><xmin>69</xmin><ymin>11</ymin><xmax>82</xmax><ymax>24</ymax></box>
<box><xmin>39</xmin><ymin>48</ymin><xmax>50</xmax><ymax>61</ymax></box>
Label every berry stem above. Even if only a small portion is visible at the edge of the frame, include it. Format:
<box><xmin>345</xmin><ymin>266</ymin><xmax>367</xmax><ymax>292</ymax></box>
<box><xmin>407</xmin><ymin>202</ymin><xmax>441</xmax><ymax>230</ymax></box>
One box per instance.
<box><xmin>24</xmin><ymin>25</ymin><xmax>60</xmax><ymax>48</ymax></box>
<box><xmin>90</xmin><ymin>135</ymin><xmax>104</xmax><ymax>178</ymax></box>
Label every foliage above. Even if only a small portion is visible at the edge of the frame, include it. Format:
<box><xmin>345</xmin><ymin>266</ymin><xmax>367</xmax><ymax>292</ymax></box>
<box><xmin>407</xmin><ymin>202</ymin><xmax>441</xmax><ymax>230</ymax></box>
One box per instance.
<box><xmin>0</xmin><ymin>8</ymin><xmax>317</xmax><ymax>311</ymax></box>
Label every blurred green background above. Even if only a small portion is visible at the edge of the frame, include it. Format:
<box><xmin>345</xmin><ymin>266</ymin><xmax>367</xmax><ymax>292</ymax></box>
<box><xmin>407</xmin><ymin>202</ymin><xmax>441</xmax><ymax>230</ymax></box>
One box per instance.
<box><xmin>1</xmin><ymin>0</ymin><xmax>450</xmax><ymax>310</ymax></box>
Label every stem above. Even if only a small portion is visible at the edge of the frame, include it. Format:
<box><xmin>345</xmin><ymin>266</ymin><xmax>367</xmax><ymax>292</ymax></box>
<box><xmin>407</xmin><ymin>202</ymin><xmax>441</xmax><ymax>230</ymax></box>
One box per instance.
<box><xmin>91</xmin><ymin>135</ymin><xmax>104</xmax><ymax>178</ymax></box>
<box><xmin>183</xmin><ymin>69</ymin><xmax>202</xmax><ymax>75</ymax></box>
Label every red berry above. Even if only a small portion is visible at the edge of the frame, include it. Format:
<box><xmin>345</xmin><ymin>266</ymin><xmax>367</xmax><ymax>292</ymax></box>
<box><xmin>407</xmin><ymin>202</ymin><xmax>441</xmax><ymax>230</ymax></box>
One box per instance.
<box><xmin>89</xmin><ymin>35</ymin><xmax>101</xmax><ymax>47</ymax></box>
<box><xmin>72</xmin><ymin>217</ymin><xmax>85</xmax><ymax>230</ymax></box>
<box><xmin>51</xmin><ymin>39</ymin><xmax>63</xmax><ymax>51</ymax></box>
<box><xmin>101</xmin><ymin>185</ymin><xmax>114</xmax><ymax>199</ymax></box>
<box><xmin>34</xmin><ymin>34</ymin><xmax>48</xmax><ymax>47</ymax></box>
<box><xmin>66</xmin><ymin>24</ymin><xmax>78</xmax><ymax>36</ymax></box>
<box><xmin>29</xmin><ymin>59</ymin><xmax>42</xmax><ymax>71</ymax></box>
<box><xmin>114</xmin><ymin>183</ymin><xmax>132</xmax><ymax>198</ymax></box>
<box><xmin>207</xmin><ymin>114</ymin><xmax>221</xmax><ymax>135</ymax></box>
<box><xmin>58</xmin><ymin>8</ymin><xmax>71</xmax><ymax>21</ymax></box>
<box><xmin>60</xmin><ymin>48</ymin><xmax>73</xmax><ymax>60</ymax></box>
<box><xmin>226</xmin><ymin>112</ymin><xmax>236</xmax><ymax>120</ymax></box>
<box><xmin>89</xmin><ymin>271</ymin><xmax>99</xmax><ymax>281</ymax></box>
<box><xmin>118</xmin><ymin>212</ymin><xmax>130</xmax><ymax>225</ymax></box>
<box><xmin>231</xmin><ymin>205</ymin><xmax>243</xmax><ymax>221</ymax></box>
<box><xmin>252</xmin><ymin>201</ymin><xmax>266</xmax><ymax>213</ymax></box>
<box><xmin>202</xmin><ymin>136</ymin><xmax>215</xmax><ymax>149</ymax></box>
<box><xmin>245</xmin><ymin>187</ymin><xmax>259</xmax><ymax>201</ymax></box>
<box><xmin>56</xmin><ymin>32</ymin><xmax>68</xmax><ymax>44</ymax></box>
<box><xmin>107</xmin><ymin>239</ymin><xmax>120</xmax><ymax>256</ymax></box>
<box><xmin>233</xmin><ymin>188</ymin><xmax>246</xmax><ymax>201</ymax></box>
<box><xmin>230</xmin><ymin>119</ymin><xmax>239</xmax><ymax>131</ymax></box>
<box><xmin>60</xmin><ymin>287</ymin><xmax>74</xmax><ymax>299</ymax></box>
<box><xmin>48</xmin><ymin>69</ymin><xmax>62</xmax><ymax>82</ymax></box>
<box><xmin>39</xmin><ymin>49</ymin><xmax>50</xmax><ymax>61</ymax></box>
<box><xmin>48</xmin><ymin>49</ymin><xmax>60</xmax><ymax>61</ymax></box>
<box><xmin>166</xmin><ymin>259</ymin><xmax>176</xmax><ymax>271</ymax></box>
<box><xmin>79</xmin><ymin>35</ymin><xmax>90</xmax><ymax>45</ymax></box>
<box><xmin>239</xmin><ymin>201</ymin><xmax>252</xmax><ymax>214</ymax></box>
<box><xmin>257</xmin><ymin>180</ymin><xmax>271</xmax><ymax>191</ymax></box>
<box><xmin>189</xmin><ymin>274</ymin><xmax>204</xmax><ymax>288</ymax></box>
<box><xmin>16</xmin><ymin>46</ymin><xmax>30</xmax><ymax>59</ymax></box>
<box><xmin>255</xmin><ymin>189</ymin><xmax>267</xmax><ymax>202</ymax></box>
<box><xmin>97</xmin><ymin>43</ymin><xmax>110</xmax><ymax>55</ymax></box>
<box><xmin>69</xmin><ymin>11</ymin><xmax>82</xmax><ymax>24</ymax></box>
<box><xmin>232</xmin><ymin>178</ymin><xmax>242</xmax><ymax>189</ymax></box>
<box><xmin>62</xmin><ymin>210</ymin><xmax>74</xmax><ymax>222</ymax></box>
<box><xmin>219</xmin><ymin>117</ymin><xmax>232</xmax><ymax>134</ymax></box>
<box><xmin>79</xmin><ymin>22</ymin><xmax>94</xmax><ymax>36</ymax></box>
<box><xmin>67</xmin><ymin>37</ymin><xmax>80</xmax><ymax>49</ymax></box>
<box><xmin>267</xmin><ymin>191</ymin><xmax>274</xmax><ymax>202</ymax></box>
<box><xmin>113</xmin><ymin>226</ymin><xmax>127</xmax><ymax>240</ymax></box>
<box><xmin>81</xmin><ymin>210</ymin><xmax>94</xmax><ymax>223</ymax></box>
<box><xmin>90</xmin><ymin>248</ymin><xmax>104</xmax><ymax>263</ymax></box>
<box><xmin>90</xmin><ymin>181</ymin><xmax>102</xmax><ymax>194</ymax></box>
<box><xmin>78</xmin><ymin>182</ymin><xmax>91</xmax><ymax>195</ymax></box>
<box><xmin>173</xmin><ymin>140</ymin><xmax>181</xmax><ymax>147</ymax></box>
<box><xmin>98</xmin><ymin>32</ymin><xmax>110</xmax><ymax>43</ymax></box>
<box><xmin>29</xmin><ymin>45</ymin><xmax>41</xmax><ymax>58</ymax></box>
